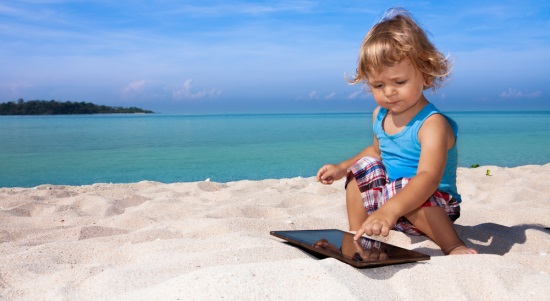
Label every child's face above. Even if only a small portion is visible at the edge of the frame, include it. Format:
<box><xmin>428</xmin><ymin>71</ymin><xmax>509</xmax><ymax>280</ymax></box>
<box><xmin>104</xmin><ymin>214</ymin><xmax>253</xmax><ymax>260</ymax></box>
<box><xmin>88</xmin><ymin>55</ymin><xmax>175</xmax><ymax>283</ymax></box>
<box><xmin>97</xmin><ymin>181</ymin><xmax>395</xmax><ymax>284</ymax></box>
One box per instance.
<box><xmin>368</xmin><ymin>59</ymin><xmax>427</xmax><ymax>115</ymax></box>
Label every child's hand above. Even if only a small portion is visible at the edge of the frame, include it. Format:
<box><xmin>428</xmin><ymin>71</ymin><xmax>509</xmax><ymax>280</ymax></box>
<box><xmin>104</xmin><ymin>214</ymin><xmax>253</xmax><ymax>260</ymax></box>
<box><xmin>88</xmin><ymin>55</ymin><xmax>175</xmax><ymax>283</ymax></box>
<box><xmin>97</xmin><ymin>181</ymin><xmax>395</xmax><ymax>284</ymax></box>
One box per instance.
<box><xmin>353</xmin><ymin>209</ymin><xmax>397</xmax><ymax>239</ymax></box>
<box><xmin>316</xmin><ymin>164</ymin><xmax>346</xmax><ymax>185</ymax></box>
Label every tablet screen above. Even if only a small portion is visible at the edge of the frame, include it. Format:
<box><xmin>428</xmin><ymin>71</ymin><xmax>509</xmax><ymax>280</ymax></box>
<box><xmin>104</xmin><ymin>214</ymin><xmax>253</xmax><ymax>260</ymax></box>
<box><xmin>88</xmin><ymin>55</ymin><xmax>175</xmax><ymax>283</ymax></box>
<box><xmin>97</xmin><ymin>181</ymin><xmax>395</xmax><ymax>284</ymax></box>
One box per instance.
<box><xmin>270</xmin><ymin>229</ymin><xmax>430</xmax><ymax>268</ymax></box>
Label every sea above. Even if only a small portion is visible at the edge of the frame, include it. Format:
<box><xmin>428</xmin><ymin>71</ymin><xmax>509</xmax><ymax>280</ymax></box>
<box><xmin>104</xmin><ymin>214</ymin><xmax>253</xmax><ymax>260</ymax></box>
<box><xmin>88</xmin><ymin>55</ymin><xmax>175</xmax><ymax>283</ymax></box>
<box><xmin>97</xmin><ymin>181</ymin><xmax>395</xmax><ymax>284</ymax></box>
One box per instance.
<box><xmin>1</xmin><ymin>111</ymin><xmax>549</xmax><ymax>188</ymax></box>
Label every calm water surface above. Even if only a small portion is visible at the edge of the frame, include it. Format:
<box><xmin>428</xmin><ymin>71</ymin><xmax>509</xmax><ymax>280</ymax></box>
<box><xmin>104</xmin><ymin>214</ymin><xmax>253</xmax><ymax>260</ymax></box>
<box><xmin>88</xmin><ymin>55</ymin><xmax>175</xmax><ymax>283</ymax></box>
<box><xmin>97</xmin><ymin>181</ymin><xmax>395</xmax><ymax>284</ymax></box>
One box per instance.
<box><xmin>1</xmin><ymin>111</ymin><xmax>549</xmax><ymax>187</ymax></box>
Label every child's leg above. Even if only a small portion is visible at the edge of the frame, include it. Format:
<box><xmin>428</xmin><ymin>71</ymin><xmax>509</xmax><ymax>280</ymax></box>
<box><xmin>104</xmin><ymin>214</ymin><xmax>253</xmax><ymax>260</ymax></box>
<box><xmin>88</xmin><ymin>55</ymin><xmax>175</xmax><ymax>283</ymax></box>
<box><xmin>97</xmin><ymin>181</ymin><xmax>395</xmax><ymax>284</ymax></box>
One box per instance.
<box><xmin>346</xmin><ymin>176</ymin><xmax>368</xmax><ymax>231</ymax></box>
<box><xmin>404</xmin><ymin>206</ymin><xmax>477</xmax><ymax>255</ymax></box>
<box><xmin>344</xmin><ymin>157</ymin><xmax>387</xmax><ymax>231</ymax></box>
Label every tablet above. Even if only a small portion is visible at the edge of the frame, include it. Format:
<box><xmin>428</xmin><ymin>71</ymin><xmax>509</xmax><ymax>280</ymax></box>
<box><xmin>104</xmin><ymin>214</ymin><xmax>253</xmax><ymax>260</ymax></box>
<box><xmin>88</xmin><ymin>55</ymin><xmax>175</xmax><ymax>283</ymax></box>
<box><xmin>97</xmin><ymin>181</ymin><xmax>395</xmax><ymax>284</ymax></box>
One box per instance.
<box><xmin>270</xmin><ymin>229</ymin><xmax>430</xmax><ymax>268</ymax></box>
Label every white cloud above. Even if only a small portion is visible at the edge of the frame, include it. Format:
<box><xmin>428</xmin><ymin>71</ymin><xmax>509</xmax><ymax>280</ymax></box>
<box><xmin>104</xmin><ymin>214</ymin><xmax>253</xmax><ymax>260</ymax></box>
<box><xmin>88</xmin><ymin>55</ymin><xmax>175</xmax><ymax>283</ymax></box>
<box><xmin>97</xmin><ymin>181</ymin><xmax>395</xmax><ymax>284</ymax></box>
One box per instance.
<box><xmin>295</xmin><ymin>90</ymin><xmax>330</xmax><ymax>101</ymax></box>
<box><xmin>324</xmin><ymin>92</ymin><xmax>336</xmax><ymax>100</ymax></box>
<box><xmin>308</xmin><ymin>90</ymin><xmax>319</xmax><ymax>100</ymax></box>
<box><xmin>167</xmin><ymin>2</ymin><xmax>315</xmax><ymax>17</ymax></box>
<box><xmin>0</xmin><ymin>82</ymin><xmax>33</xmax><ymax>99</ymax></box>
<box><xmin>120</xmin><ymin>80</ymin><xmax>162</xmax><ymax>101</ymax></box>
<box><xmin>120</xmin><ymin>79</ymin><xmax>221</xmax><ymax>102</ymax></box>
<box><xmin>172</xmin><ymin>79</ymin><xmax>221</xmax><ymax>100</ymax></box>
<box><xmin>122</xmin><ymin>80</ymin><xmax>151</xmax><ymax>94</ymax></box>
<box><xmin>499</xmin><ymin>88</ymin><xmax>542</xmax><ymax>99</ymax></box>
<box><xmin>348</xmin><ymin>91</ymin><xmax>362</xmax><ymax>99</ymax></box>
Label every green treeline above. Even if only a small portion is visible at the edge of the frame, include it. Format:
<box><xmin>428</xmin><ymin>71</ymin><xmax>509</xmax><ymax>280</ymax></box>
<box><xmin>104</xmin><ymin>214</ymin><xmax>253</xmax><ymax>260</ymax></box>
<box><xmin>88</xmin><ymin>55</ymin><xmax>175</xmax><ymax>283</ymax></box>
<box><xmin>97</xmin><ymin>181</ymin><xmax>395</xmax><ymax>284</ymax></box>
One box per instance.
<box><xmin>0</xmin><ymin>99</ymin><xmax>154</xmax><ymax>115</ymax></box>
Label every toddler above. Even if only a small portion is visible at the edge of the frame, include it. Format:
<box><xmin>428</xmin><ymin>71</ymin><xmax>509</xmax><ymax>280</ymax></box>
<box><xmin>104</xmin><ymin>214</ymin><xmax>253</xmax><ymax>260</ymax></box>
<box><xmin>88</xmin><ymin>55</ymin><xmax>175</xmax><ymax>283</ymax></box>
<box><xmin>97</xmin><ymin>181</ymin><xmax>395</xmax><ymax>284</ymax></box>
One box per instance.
<box><xmin>317</xmin><ymin>8</ymin><xmax>477</xmax><ymax>255</ymax></box>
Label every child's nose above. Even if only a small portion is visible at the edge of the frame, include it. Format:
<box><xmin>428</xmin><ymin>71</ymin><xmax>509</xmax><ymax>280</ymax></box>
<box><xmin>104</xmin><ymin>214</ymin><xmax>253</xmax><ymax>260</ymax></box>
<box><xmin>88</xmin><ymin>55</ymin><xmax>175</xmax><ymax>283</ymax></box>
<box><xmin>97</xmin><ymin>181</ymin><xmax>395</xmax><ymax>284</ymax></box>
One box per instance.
<box><xmin>384</xmin><ymin>86</ymin><xmax>397</xmax><ymax>97</ymax></box>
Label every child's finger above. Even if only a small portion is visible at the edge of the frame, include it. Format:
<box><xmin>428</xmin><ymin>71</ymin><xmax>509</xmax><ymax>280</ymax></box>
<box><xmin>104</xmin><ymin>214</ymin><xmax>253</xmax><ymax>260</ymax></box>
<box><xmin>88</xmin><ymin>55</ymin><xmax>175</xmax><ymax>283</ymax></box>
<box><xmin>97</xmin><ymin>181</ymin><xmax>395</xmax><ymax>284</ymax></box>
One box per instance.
<box><xmin>316</xmin><ymin>165</ymin><xmax>331</xmax><ymax>181</ymax></box>
<box><xmin>353</xmin><ymin>227</ymin><xmax>365</xmax><ymax>240</ymax></box>
<box><xmin>370</xmin><ymin>223</ymin><xmax>383</xmax><ymax>235</ymax></box>
<box><xmin>315</xmin><ymin>166</ymin><xmax>325</xmax><ymax>180</ymax></box>
<box><xmin>381</xmin><ymin>224</ymin><xmax>391</xmax><ymax>237</ymax></box>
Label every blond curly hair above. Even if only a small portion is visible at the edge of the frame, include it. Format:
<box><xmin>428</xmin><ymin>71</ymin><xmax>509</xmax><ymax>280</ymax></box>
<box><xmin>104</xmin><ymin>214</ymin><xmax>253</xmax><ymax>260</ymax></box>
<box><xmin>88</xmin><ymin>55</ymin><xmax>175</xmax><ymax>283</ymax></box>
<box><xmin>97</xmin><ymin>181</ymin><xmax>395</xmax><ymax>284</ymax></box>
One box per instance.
<box><xmin>349</xmin><ymin>8</ymin><xmax>452</xmax><ymax>91</ymax></box>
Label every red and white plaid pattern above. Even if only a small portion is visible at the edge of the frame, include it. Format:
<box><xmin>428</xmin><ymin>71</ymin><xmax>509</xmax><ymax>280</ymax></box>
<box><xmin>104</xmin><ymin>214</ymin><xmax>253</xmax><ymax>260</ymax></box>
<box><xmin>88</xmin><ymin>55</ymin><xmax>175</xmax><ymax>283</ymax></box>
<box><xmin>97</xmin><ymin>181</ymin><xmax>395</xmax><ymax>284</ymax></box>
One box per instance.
<box><xmin>345</xmin><ymin>156</ymin><xmax>460</xmax><ymax>235</ymax></box>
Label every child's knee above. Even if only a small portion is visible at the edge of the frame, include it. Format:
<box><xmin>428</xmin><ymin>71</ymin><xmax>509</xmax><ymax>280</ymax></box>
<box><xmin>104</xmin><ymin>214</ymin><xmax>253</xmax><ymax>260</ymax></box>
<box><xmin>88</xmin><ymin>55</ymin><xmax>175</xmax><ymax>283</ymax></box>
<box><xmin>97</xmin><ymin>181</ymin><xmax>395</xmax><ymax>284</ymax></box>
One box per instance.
<box><xmin>345</xmin><ymin>176</ymin><xmax>362</xmax><ymax>202</ymax></box>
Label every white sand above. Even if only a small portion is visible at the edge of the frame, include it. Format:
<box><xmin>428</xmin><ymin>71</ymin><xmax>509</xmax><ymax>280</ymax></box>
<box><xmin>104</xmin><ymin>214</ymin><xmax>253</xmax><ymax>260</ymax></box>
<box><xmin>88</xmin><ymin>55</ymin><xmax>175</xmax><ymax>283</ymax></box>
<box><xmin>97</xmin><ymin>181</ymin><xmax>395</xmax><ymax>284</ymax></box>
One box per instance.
<box><xmin>1</xmin><ymin>165</ymin><xmax>549</xmax><ymax>300</ymax></box>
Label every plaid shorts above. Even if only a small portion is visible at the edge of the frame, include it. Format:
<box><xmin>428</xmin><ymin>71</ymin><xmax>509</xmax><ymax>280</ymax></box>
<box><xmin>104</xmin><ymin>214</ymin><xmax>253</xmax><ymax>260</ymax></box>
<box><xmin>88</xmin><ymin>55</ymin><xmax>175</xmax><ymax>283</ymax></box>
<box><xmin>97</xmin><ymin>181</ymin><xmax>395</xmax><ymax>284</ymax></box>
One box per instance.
<box><xmin>345</xmin><ymin>157</ymin><xmax>460</xmax><ymax>235</ymax></box>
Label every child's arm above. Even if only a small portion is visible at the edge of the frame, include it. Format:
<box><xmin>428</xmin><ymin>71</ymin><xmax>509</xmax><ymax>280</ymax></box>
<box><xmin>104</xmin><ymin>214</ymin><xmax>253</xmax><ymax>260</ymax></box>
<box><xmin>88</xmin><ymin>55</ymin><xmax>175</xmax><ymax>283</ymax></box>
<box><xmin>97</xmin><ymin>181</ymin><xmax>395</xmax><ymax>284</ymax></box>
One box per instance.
<box><xmin>317</xmin><ymin>108</ymin><xmax>382</xmax><ymax>185</ymax></box>
<box><xmin>354</xmin><ymin>114</ymin><xmax>453</xmax><ymax>238</ymax></box>
<box><xmin>316</xmin><ymin>144</ymin><xmax>380</xmax><ymax>185</ymax></box>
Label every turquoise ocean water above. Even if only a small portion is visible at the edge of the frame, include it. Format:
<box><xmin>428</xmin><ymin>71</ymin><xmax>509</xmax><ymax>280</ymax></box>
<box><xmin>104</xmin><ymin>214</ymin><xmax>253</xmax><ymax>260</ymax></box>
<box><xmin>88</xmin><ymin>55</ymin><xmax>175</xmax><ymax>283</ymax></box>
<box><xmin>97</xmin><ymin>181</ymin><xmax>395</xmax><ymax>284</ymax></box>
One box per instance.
<box><xmin>1</xmin><ymin>111</ymin><xmax>549</xmax><ymax>188</ymax></box>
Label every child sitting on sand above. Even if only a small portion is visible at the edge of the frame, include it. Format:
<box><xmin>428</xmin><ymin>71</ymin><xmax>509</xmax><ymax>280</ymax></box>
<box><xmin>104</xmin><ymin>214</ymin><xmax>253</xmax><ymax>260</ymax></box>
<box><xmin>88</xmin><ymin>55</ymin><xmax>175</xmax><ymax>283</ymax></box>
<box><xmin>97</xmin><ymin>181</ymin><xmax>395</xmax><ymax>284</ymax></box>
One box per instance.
<box><xmin>316</xmin><ymin>8</ymin><xmax>477</xmax><ymax>255</ymax></box>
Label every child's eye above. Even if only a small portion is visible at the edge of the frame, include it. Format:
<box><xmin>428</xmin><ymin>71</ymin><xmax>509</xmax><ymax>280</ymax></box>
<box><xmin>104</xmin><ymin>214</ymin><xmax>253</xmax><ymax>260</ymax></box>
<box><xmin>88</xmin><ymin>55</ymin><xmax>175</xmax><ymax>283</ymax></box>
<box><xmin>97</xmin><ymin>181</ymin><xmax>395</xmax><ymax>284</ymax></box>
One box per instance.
<box><xmin>396</xmin><ymin>80</ymin><xmax>407</xmax><ymax>85</ymax></box>
<box><xmin>372</xmin><ymin>84</ymin><xmax>383</xmax><ymax>89</ymax></box>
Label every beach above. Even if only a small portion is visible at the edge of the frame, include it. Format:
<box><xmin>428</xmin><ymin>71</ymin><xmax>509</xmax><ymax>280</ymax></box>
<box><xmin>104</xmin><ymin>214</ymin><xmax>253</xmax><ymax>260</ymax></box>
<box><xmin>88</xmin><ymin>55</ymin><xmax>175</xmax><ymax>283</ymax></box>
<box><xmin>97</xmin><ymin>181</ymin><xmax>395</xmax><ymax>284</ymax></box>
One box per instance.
<box><xmin>1</xmin><ymin>164</ymin><xmax>549</xmax><ymax>300</ymax></box>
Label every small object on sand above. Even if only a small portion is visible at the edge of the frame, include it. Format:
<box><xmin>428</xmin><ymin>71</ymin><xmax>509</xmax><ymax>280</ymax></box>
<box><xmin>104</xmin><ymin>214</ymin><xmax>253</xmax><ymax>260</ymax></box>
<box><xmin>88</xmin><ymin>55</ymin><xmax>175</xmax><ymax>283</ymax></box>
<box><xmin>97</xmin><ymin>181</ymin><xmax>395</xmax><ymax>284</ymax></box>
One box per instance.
<box><xmin>486</xmin><ymin>169</ymin><xmax>491</xmax><ymax>176</ymax></box>
<box><xmin>470</xmin><ymin>164</ymin><xmax>480</xmax><ymax>168</ymax></box>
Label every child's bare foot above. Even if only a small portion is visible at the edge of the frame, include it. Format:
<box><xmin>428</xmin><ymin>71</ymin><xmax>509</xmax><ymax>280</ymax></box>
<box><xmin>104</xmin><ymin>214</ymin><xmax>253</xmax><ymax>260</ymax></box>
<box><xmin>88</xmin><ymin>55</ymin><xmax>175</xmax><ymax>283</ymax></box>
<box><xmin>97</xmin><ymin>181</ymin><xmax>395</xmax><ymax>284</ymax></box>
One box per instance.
<box><xmin>447</xmin><ymin>245</ymin><xmax>478</xmax><ymax>255</ymax></box>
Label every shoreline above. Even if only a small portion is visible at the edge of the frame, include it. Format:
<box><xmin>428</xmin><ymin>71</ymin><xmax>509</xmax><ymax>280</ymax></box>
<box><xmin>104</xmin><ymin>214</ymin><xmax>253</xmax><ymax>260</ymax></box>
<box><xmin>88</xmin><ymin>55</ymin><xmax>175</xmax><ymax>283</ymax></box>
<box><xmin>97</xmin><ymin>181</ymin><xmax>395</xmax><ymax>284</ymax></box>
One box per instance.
<box><xmin>1</xmin><ymin>164</ymin><xmax>549</xmax><ymax>299</ymax></box>
<box><xmin>4</xmin><ymin>163</ymin><xmax>550</xmax><ymax>190</ymax></box>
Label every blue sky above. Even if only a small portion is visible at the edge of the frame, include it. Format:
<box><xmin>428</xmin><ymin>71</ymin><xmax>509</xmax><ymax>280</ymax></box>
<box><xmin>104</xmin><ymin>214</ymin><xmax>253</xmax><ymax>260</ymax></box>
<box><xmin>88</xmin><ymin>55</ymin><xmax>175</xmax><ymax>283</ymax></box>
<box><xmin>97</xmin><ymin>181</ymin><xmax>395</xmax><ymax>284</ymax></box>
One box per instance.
<box><xmin>1</xmin><ymin>1</ymin><xmax>549</xmax><ymax>114</ymax></box>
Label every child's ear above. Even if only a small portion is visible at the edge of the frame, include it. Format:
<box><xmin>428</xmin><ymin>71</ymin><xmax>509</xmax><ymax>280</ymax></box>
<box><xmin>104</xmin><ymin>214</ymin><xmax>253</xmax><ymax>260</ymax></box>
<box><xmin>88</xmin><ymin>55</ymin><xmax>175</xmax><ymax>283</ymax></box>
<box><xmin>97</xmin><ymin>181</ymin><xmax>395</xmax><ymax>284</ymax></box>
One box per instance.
<box><xmin>423</xmin><ymin>76</ymin><xmax>432</xmax><ymax>88</ymax></box>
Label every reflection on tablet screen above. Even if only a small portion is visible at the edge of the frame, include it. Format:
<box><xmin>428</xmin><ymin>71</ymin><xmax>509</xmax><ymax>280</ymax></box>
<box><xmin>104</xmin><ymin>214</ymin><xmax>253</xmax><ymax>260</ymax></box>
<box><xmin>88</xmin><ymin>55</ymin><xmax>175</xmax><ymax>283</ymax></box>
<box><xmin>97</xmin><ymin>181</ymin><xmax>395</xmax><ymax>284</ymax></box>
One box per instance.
<box><xmin>271</xmin><ymin>229</ymin><xmax>429</xmax><ymax>268</ymax></box>
<box><xmin>312</xmin><ymin>232</ymin><xmax>389</xmax><ymax>262</ymax></box>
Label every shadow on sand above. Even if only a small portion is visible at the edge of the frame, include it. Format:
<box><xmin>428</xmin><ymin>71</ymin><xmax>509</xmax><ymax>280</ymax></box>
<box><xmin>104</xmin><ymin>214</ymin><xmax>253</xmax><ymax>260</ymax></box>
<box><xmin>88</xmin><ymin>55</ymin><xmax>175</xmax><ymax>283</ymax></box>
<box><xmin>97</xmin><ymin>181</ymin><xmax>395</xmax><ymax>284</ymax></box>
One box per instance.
<box><xmin>455</xmin><ymin>223</ymin><xmax>549</xmax><ymax>255</ymax></box>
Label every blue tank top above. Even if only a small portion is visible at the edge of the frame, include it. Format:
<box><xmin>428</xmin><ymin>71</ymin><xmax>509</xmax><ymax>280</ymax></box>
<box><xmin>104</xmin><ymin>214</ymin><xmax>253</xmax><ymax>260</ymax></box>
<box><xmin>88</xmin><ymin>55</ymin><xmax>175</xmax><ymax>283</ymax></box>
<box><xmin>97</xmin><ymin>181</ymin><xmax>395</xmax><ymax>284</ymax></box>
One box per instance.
<box><xmin>373</xmin><ymin>103</ymin><xmax>461</xmax><ymax>202</ymax></box>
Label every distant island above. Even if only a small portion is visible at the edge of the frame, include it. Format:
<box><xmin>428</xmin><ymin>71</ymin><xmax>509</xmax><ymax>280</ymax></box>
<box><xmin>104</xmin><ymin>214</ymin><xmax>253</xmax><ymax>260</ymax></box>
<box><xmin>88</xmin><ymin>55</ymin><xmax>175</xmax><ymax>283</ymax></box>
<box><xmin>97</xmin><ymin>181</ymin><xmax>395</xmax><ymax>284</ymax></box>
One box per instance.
<box><xmin>0</xmin><ymin>99</ymin><xmax>154</xmax><ymax>115</ymax></box>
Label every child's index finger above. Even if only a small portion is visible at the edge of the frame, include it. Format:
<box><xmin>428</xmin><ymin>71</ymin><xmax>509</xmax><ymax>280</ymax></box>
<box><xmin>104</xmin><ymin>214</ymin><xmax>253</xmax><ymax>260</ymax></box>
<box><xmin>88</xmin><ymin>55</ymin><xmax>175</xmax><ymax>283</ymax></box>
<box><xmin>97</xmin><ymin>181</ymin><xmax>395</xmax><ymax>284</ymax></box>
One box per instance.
<box><xmin>353</xmin><ymin>229</ymin><xmax>364</xmax><ymax>241</ymax></box>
